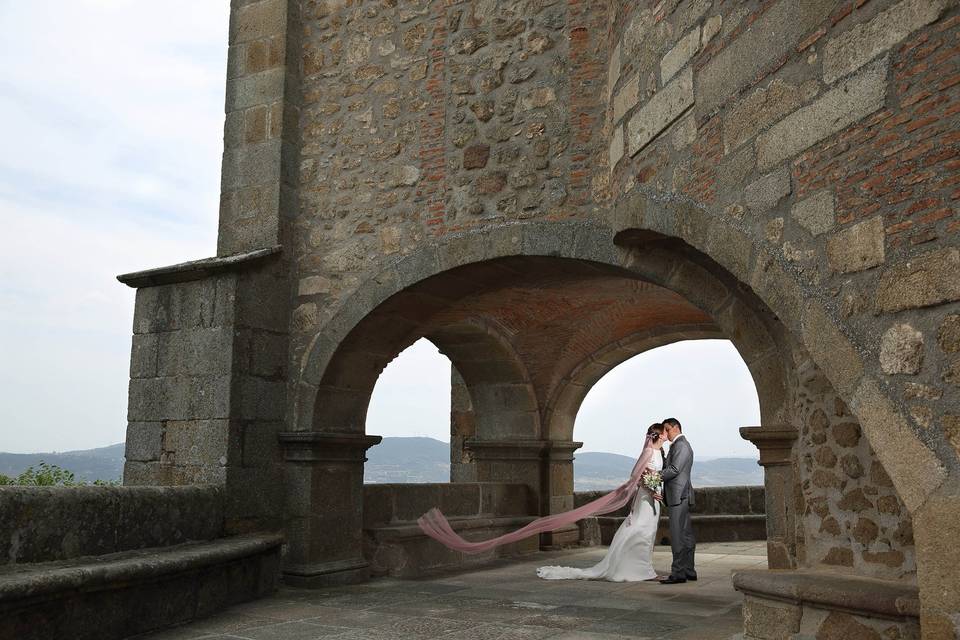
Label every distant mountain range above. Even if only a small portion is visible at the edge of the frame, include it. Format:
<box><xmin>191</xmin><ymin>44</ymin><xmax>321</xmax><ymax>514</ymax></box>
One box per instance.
<box><xmin>0</xmin><ymin>437</ymin><xmax>762</xmax><ymax>488</ymax></box>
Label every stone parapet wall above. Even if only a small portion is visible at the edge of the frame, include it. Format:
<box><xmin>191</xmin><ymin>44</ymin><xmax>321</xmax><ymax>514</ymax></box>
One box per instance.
<box><xmin>0</xmin><ymin>485</ymin><xmax>223</xmax><ymax>566</ymax></box>
<box><xmin>575</xmin><ymin>485</ymin><xmax>766</xmax><ymax>517</ymax></box>
<box><xmin>363</xmin><ymin>482</ymin><xmax>534</xmax><ymax>527</ymax></box>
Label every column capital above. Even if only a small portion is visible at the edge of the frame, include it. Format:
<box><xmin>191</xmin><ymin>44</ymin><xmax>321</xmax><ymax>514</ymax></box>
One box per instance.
<box><xmin>739</xmin><ymin>425</ymin><xmax>798</xmax><ymax>467</ymax></box>
<box><xmin>278</xmin><ymin>431</ymin><xmax>382</xmax><ymax>463</ymax></box>
<box><xmin>465</xmin><ymin>439</ymin><xmax>583</xmax><ymax>462</ymax></box>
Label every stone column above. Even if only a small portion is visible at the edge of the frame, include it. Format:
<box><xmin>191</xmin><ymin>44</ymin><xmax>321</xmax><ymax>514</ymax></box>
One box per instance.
<box><xmin>541</xmin><ymin>440</ymin><xmax>582</xmax><ymax>548</ymax></box>
<box><xmin>278</xmin><ymin>431</ymin><xmax>381</xmax><ymax>587</ymax></box>
<box><xmin>740</xmin><ymin>425</ymin><xmax>799</xmax><ymax>569</ymax></box>
<box><xmin>464</xmin><ymin>438</ymin><xmax>582</xmax><ymax>548</ymax></box>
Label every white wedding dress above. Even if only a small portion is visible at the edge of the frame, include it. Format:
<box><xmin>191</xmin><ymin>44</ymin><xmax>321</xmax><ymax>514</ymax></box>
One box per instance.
<box><xmin>537</xmin><ymin>452</ymin><xmax>661</xmax><ymax>582</ymax></box>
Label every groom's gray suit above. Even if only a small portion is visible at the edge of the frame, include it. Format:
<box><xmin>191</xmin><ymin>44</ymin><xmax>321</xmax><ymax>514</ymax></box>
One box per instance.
<box><xmin>662</xmin><ymin>434</ymin><xmax>696</xmax><ymax>580</ymax></box>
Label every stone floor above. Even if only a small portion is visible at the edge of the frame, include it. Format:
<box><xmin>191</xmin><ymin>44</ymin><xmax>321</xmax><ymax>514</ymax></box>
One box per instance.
<box><xmin>137</xmin><ymin>541</ymin><xmax>766</xmax><ymax>640</ymax></box>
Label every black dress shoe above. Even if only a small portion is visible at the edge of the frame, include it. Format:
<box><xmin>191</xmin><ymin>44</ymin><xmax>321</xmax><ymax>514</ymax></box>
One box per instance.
<box><xmin>659</xmin><ymin>576</ymin><xmax>687</xmax><ymax>584</ymax></box>
<box><xmin>686</xmin><ymin>574</ymin><xmax>698</xmax><ymax>581</ymax></box>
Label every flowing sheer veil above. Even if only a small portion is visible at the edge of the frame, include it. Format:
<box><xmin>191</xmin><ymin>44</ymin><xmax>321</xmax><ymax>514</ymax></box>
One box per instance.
<box><xmin>418</xmin><ymin>435</ymin><xmax>657</xmax><ymax>554</ymax></box>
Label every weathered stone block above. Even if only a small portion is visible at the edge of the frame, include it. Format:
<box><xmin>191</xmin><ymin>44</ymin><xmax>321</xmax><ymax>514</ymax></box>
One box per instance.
<box><xmin>875</xmin><ymin>247</ymin><xmax>960</xmax><ymax>313</ymax></box>
<box><xmin>756</xmin><ymin>58</ymin><xmax>888</xmax><ymax>170</ymax></box>
<box><xmin>723</xmin><ymin>78</ymin><xmax>817</xmax><ymax>153</ymax></box>
<box><xmin>660</xmin><ymin>27</ymin><xmax>700</xmax><ymax>84</ymax></box>
<box><xmin>880</xmin><ymin>323</ymin><xmax>924</xmax><ymax>374</ymax></box>
<box><xmin>627</xmin><ymin>68</ymin><xmax>693</xmax><ymax>157</ymax></box>
<box><xmin>745</xmin><ymin>167</ymin><xmax>791</xmax><ymax>214</ymax></box>
<box><xmin>129</xmin><ymin>334</ymin><xmax>159</xmax><ymax>378</ymax></box>
<box><xmin>822</xmin><ymin>0</ymin><xmax>950</xmax><ymax>84</ymax></box>
<box><xmin>743</xmin><ymin>595</ymin><xmax>801</xmax><ymax>638</ymax></box>
<box><xmin>938</xmin><ymin>315</ymin><xmax>960</xmax><ymax>353</ymax></box>
<box><xmin>826</xmin><ymin>216</ymin><xmax>885</xmax><ymax>274</ymax></box>
<box><xmin>233</xmin><ymin>0</ymin><xmax>286</xmax><ymax>45</ymax></box>
<box><xmin>801</xmin><ymin>304</ymin><xmax>863</xmax><ymax>397</ymax></box>
<box><xmin>696</xmin><ymin>0</ymin><xmax>834</xmax><ymax>116</ymax></box>
<box><xmin>612</xmin><ymin>75</ymin><xmax>639</xmax><ymax>124</ymax></box>
<box><xmin>607</xmin><ymin>42</ymin><xmax>621</xmax><ymax>99</ymax></box>
<box><xmin>163</xmin><ymin>420</ymin><xmax>231</xmax><ymax>467</ymax></box>
<box><xmin>851</xmin><ymin>379</ymin><xmax>946</xmax><ymax>512</ymax></box>
<box><xmin>792</xmin><ymin>190</ymin><xmax>835</xmax><ymax>236</ymax></box>
<box><xmin>609</xmin><ymin>125</ymin><xmax>624</xmax><ymax>169</ymax></box>
<box><xmin>225</xmin><ymin>69</ymin><xmax>285</xmax><ymax>111</ymax></box>
<box><xmin>125</xmin><ymin>422</ymin><xmax>163</xmax><ymax>462</ymax></box>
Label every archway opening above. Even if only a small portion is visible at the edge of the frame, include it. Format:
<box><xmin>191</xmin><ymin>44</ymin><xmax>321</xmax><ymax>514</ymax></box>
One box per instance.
<box><xmin>364</xmin><ymin>338</ymin><xmax>452</xmax><ymax>483</ymax></box>
<box><xmin>572</xmin><ymin>339</ymin><xmax>761</xmax><ymax>492</ymax></box>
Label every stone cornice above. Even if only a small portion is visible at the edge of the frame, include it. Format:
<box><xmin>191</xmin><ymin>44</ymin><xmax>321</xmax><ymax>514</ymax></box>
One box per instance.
<box><xmin>278</xmin><ymin>431</ymin><xmax>383</xmax><ymax>464</ymax></box>
<box><xmin>117</xmin><ymin>246</ymin><xmax>282</xmax><ymax>288</ymax></box>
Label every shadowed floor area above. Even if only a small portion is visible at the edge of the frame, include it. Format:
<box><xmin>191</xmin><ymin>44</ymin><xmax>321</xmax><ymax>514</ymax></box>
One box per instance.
<box><xmin>136</xmin><ymin>542</ymin><xmax>766</xmax><ymax>640</ymax></box>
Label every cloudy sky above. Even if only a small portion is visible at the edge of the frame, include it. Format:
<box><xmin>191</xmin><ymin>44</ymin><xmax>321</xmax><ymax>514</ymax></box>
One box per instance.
<box><xmin>0</xmin><ymin>2</ymin><xmax>760</xmax><ymax>460</ymax></box>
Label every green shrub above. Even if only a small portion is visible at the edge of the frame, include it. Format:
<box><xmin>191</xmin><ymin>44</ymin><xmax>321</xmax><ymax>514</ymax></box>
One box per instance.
<box><xmin>0</xmin><ymin>462</ymin><xmax>118</xmax><ymax>487</ymax></box>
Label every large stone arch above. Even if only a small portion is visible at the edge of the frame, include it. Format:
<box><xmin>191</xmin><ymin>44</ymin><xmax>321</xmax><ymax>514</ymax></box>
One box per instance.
<box><xmin>284</xmin><ymin>198</ymin><xmax>949</xmax><ymax>599</ymax></box>
<box><xmin>296</xmin><ymin>202</ymin><xmax>946</xmax><ymax>509</ymax></box>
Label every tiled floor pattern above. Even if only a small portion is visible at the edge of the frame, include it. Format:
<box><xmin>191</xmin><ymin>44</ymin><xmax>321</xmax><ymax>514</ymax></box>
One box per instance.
<box><xmin>137</xmin><ymin>541</ymin><xmax>766</xmax><ymax>640</ymax></box>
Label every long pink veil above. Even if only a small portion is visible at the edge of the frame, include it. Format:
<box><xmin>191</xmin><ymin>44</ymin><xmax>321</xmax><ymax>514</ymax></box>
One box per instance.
<box><xmin>418</xmin><ymin>436</ymin><xmax>657</xmax><ymax>554</ymax></box>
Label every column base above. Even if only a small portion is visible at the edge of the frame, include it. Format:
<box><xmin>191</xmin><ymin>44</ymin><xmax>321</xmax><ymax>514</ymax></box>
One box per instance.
<box><xmin>282</xmin><ymin>558</ymin><xmax>371</xmax><ymax>588</ymax></box>
<box><xmin>540</xmin><ymin>524</ymin><xmax>581</xmax><ymax>550</ymax></box>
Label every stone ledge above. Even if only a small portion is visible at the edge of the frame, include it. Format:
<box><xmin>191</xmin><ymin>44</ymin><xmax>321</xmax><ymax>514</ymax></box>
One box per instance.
<box><xmin>117</xmin><ymin>246</ymin><xmax>282</xmax><ymax>288</ymax></box>
<box><xmin>732</xmin><ymin>569</ymin><xmax>920</xmax><ymax>620</ymax></box>
<box><xmin>0</xmin><ymin>532</ymin><xmax>282</xmax><ymax>603</ymax></box>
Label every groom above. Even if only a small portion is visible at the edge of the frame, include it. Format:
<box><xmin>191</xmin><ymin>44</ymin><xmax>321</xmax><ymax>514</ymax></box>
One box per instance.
<box><xmin>660</xmin><ymin>418</ymin><xmax>696</xmax><ymax>584</ymax></box>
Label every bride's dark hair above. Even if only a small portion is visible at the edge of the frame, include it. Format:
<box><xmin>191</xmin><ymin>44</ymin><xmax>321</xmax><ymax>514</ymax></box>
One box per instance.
<box><xmin>646</xmin><ymin>423</ymin><xmax>665</xmax><ymax>442</ymax></box>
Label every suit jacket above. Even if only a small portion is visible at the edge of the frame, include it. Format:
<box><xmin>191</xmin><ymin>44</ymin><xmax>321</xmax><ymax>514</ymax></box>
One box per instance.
<box><xmin>662</xmin><ymin>435</ymin><xmax>694</xmax><ymax>507</ymax></box>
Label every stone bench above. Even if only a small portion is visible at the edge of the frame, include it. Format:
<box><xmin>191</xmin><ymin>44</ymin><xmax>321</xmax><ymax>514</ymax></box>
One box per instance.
<box><xmin>733</xmin><ymin>569</ymin><xmax>920</xmax><ymax>639</ymax></box>
<box><xmin>0</xmin><ymin>532</ymin><xmax>282</xmax><ymax>640</ymax></box>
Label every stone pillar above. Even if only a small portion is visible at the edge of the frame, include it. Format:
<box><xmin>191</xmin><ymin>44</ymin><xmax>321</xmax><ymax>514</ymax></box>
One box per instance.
<box><xmin>912</xmin><ymin>480</ymin><xmax>960</xmax><ymax>638</ymax></box>
<box><xmin>278</xmin><ymin>431</ymin><xmax>381</xmax><ymax>587</ymax></box>
<box><xmin>449</xmin><ymin>367</ymin><xmax>477</xmax><ymax>482</ymax></box>
<box><xmin>542</xmin><ymin>440</ymin><xmax>582</xmax><ymax>549</ymax></box>
<box><xmin>740</xmin><ymin>425</ymin><xmax>799</xmax><ymax>569</ymax></box>
<box><xmin>464</xmin><ymin>438</ymin><xmax>582</xmax><ymax>548</ymax></box>
<box><xmin>218</xmin><ymin>0</ymin><xmax>299</xmax><ymax>256</ymax></box>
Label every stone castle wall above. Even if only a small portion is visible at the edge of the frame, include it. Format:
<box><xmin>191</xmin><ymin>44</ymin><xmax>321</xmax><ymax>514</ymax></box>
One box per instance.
<box><xmin>115</xmin><ymin>0</ymin><xmax>960</xmax><ymax>633</ymax></box>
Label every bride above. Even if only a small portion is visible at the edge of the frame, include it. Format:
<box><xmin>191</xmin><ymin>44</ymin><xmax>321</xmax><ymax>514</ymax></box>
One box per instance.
<box><xmin>537</xmin><ymin>423</ymin><xmax>666</xmax><ymax>582</ymax></box>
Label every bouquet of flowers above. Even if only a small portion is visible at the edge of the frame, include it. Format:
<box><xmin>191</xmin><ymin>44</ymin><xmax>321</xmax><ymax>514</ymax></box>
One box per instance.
<box><xmin>641</xmin><ymin>470</ymin><xmax>662</xmax><ymax>498</ymax></box>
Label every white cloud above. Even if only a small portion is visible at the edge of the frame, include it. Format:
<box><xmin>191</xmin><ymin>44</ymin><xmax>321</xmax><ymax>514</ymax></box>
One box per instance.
<box><xmin>0</xmin><ymin>1</ymin><xmax>227</xmax><ymax>452</ymax></box>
